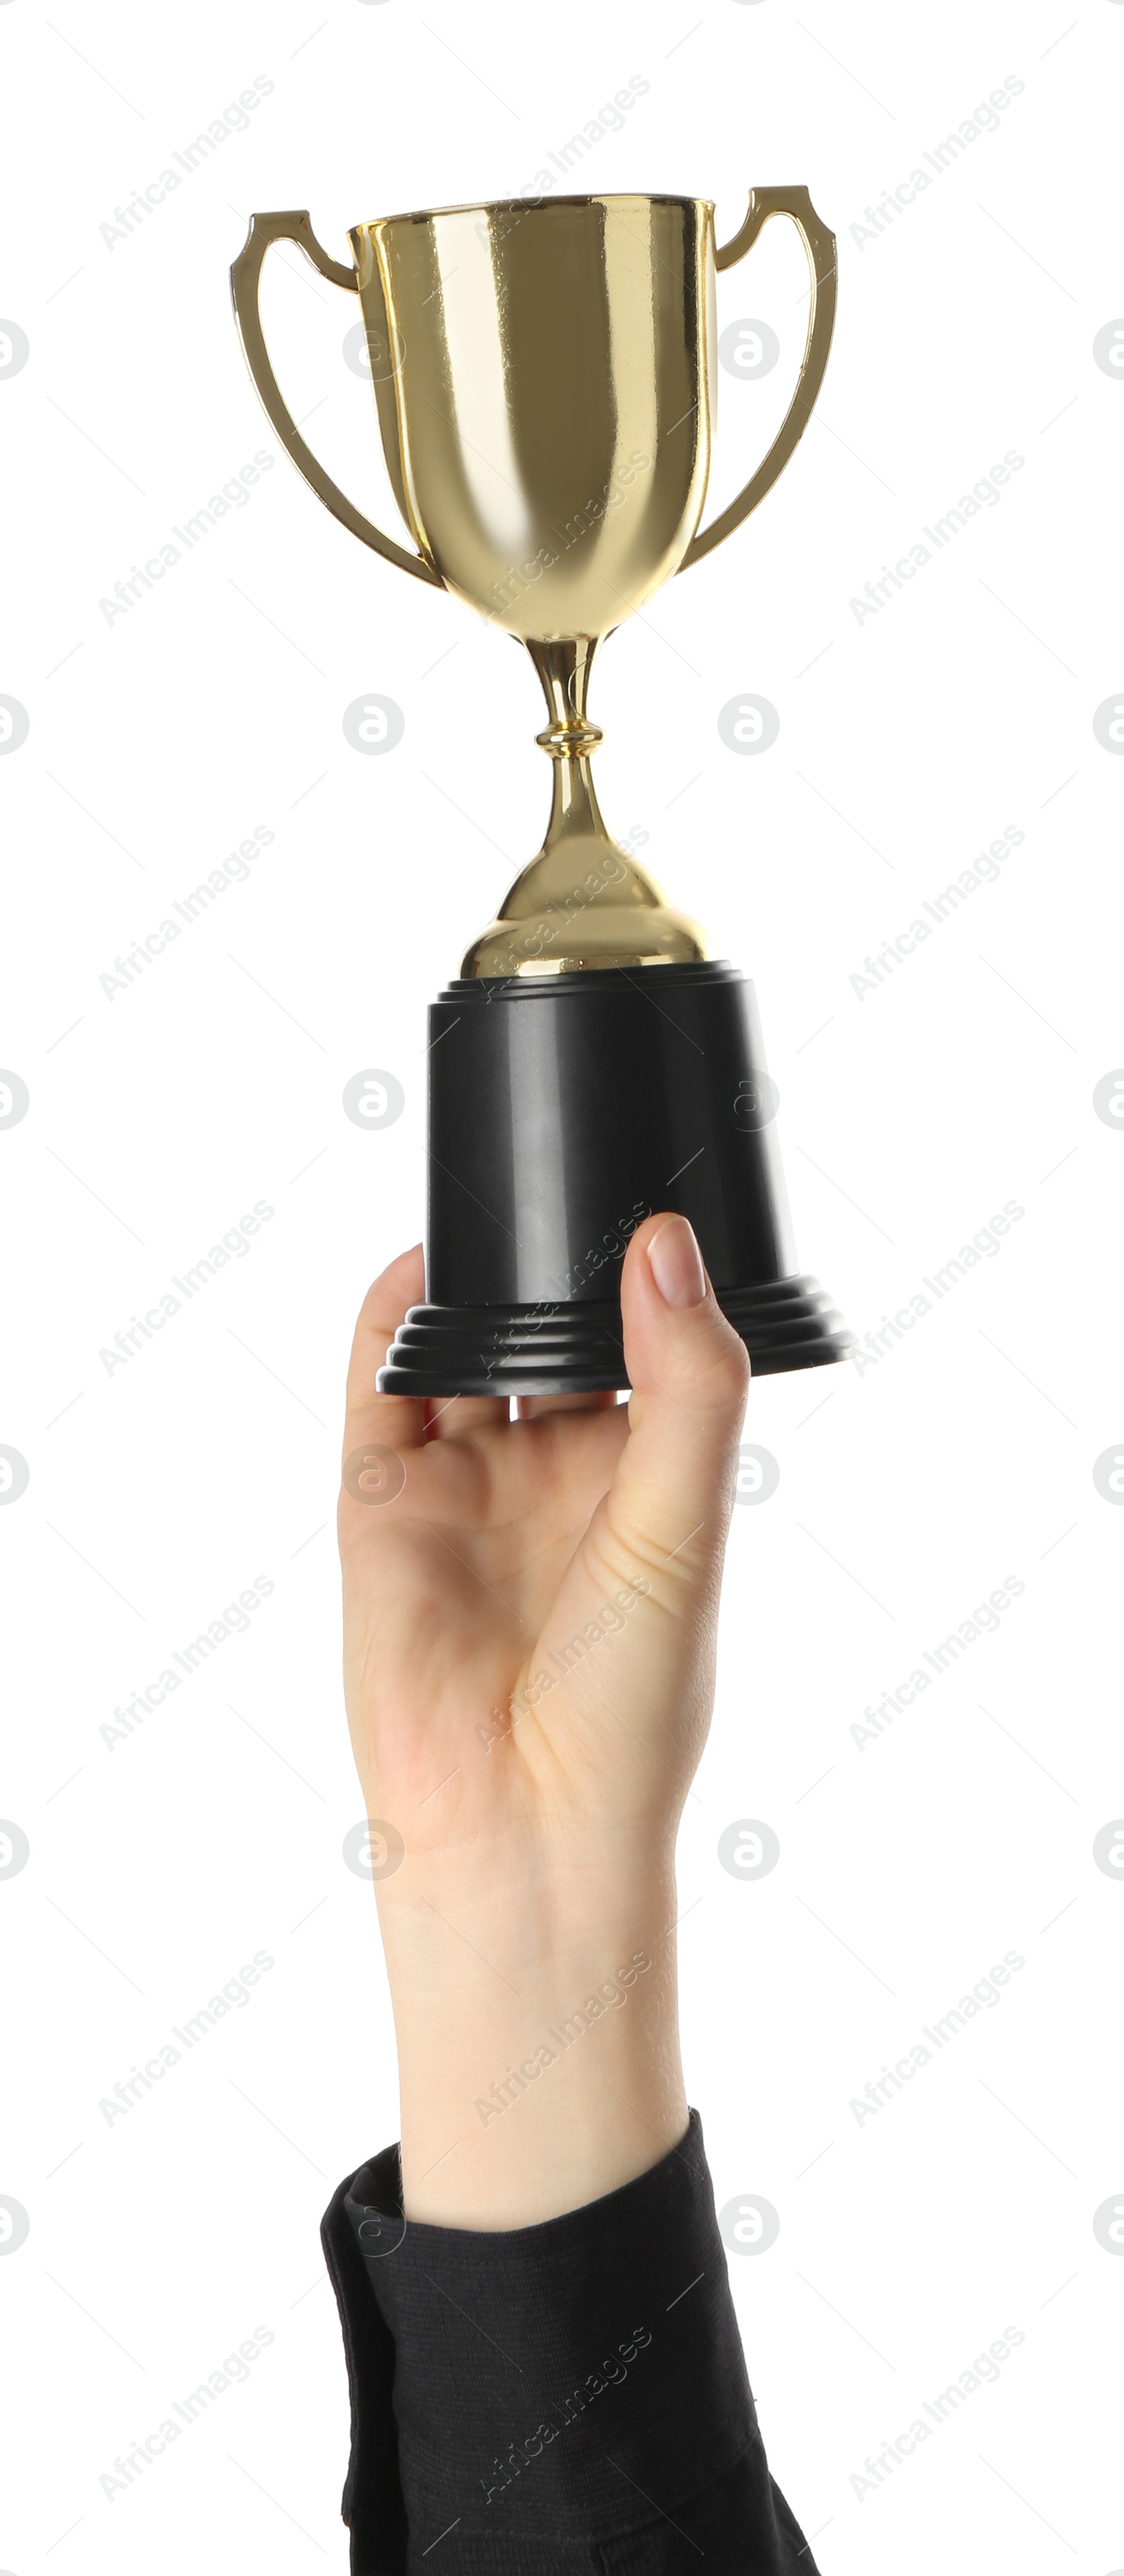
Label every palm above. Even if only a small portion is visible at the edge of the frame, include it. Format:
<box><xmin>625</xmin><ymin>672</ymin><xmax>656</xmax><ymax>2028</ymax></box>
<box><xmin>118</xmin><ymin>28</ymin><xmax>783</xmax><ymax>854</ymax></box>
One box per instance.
<box><xmin>341</xmin><ymin>1399</ymin><xmax>627</xmax><ymax>1835</ymax></box>
<box><xmin>338</xmin><ymin>1245</ymin><xmax>741</xmax><ymax>1864</ymax></box>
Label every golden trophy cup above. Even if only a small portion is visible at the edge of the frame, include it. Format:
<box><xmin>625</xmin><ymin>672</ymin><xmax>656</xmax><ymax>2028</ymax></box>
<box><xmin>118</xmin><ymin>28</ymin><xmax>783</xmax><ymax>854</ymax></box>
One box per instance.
<box><xmin>231</xmin><ymin>189</ymin><xmax>851</xmax><ymax>1392</ymax></box>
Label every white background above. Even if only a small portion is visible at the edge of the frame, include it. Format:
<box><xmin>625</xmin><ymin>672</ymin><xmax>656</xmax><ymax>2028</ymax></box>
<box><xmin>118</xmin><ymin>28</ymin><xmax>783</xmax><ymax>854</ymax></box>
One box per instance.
<box><xmin>2</xmin><ymin>1</ymin><xmax>1122</xmax><ymax>2568</ymax></box>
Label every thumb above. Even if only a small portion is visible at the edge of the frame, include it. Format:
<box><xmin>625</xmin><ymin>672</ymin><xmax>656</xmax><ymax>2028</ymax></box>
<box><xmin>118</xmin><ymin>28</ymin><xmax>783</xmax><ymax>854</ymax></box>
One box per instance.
<box><xmin>602</xmin><ymin>1214</ymin><xmax>750</xmax><ymax>1586</ymax></box>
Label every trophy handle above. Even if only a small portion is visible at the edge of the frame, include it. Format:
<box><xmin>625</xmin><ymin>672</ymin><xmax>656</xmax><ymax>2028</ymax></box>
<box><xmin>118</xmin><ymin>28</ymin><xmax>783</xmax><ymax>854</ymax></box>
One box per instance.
<box><xmin>678</xmin><ymin>186</ymin><xmax>837</xmax><ymax>574</ymax></box>
<box><xmin>229</xmin><ymin>210</ymin><xmax>443</xmax><ymax>587</ymax></box>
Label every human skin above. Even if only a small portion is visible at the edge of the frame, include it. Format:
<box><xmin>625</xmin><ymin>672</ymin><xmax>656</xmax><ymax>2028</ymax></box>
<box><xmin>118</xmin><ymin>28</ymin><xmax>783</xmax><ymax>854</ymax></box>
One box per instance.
<box><xmin>338</xmin><ymin>1213</ymin><xmax>750</xmax><ymax>2229</ymax></box>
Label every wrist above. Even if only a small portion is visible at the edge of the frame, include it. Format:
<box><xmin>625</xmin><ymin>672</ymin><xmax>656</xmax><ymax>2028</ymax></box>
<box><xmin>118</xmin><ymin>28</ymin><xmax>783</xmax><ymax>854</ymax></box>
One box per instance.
<box><xmin>375</xmin><ymin>1846</ymin><xmax>684</xmax><ymax>2226</ymax></box>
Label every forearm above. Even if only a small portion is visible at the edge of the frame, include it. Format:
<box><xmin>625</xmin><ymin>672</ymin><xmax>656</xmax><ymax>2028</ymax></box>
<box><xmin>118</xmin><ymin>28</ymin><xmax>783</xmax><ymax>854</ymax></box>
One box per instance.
<box><xmin>377</xmin><ymin>1841</ymin><xmax>687</xmax><ymax>2225</ymax></box>
<box><xmin>327</xmin><ymin>1231</ymin><xmax>823</xmax><ymax>2569</ymax></box>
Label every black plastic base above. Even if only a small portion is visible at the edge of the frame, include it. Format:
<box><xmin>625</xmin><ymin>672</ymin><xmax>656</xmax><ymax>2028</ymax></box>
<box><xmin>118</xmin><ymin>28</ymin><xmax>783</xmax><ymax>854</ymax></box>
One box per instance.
<box><xmin>377</xmin><ymin>961</ymin><xmax>852</xmax><ymax>1397</ymax></box>
<box><xmin>379</xmin><ymin>1276</ymin><xmax>849</xmax><ymax>1397</ymax></box>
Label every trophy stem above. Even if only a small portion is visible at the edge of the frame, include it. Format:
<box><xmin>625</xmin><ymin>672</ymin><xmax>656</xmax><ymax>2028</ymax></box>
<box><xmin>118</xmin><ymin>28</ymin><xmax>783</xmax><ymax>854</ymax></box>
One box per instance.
<box><xmin>457</xmin><ymin>634</ymin><xmax>709</xmax><ymax>977</ymax></box>
<box><xmin>528</xmin><ymin>636</ymin><xmax>603</xmax><ymax>759</ymax></box>
<box><xmin>527</xmin><ymin>636</ymin><xmax>610</xmax><ymax>866</ymax></box>
<box><xmin>542</xmin><ymin>747</ymin><xmax>608</xmax><ymax>856</ymax></box>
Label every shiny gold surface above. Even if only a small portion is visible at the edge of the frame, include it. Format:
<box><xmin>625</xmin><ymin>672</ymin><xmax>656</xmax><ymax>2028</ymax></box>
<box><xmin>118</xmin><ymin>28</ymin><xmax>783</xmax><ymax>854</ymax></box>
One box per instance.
<box><xmin>229</xmin><ymin>210</ymin><xmax>443</xmax><ymax>585</ymax></box>
<box><xmin>352</xmin><ymin>195</ymin><xmax>714</xmax><ymax>642</ymax></box>
<box><xmin>230</xmin><ymin>188</ymin><xmax>837</xmax><ymax>974</ymax></box>
<box><xmin>460</xmin><ymin>638</ymin><xmax>709</xmax><ymax>977</ymax></box>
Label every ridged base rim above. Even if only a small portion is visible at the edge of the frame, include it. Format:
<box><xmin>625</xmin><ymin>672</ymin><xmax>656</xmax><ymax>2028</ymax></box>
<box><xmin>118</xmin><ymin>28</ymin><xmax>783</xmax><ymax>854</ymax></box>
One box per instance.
<box><xmin>377</xmin><ymin>1276</ymin><xmax>853</xmax><ymax>1396</ymax></box>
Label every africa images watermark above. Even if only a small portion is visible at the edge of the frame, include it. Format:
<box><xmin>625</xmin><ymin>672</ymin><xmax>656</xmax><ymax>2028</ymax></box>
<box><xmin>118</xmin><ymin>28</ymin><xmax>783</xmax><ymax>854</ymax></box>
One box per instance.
<box><xmin>475</xmin><ymin>1573</ymin><xmax>652</xmax><ymax>1749</ymax></box>
<box><xmin>477</xmin><ymin>1202</ymin><xmax>651</xmax><ymax>1386</ymax></box>
<box><xmin>849</xmin><ymin>451</ymin><xmax>1025</xmax><ymax>627</ymax></box>
<box><xmin>849</xmin><ymin>72</ymin><xmax>1026</xmax><ymax>251</ymax></box>
<box><xmin>481</xmin><ymin>2323</ymin><xmax>653</xmax><ymax>2509</ymax></box>
<box><xmin>484</xmin><ymin>834</ymin><xmax>652</xmax><ymax>979</ymax></box>
<box><xmin>98</xmin><ymin>1202</ymin><xmax>275</xmax><ymax>1376</ymax></box>
<box><xmin>98</xmin><ymin>823</ymin><xmax>275</xmax><ymax>998</ymax></box>
<box><xmin>847</xmin><ymin>1949</ymin><xmax>1026</xmax><ymax>2129</ymax></box>
<box><xmin>849</xmin><ymin>1574</ymin><xmax>1026</xmax><ymax>1754</ymax></box>
<box><xmin>512</xmin><ymin>71</ymin><xmax>651</xmax><ymax>208</ymax></box>
<box><xmin>849</xmin><ymin>825</ymin><xmax>1024</xmax><ymax>1000</ymax></box>
<box><xmin>849</xmin><ymin>1200</ymin><xmax>1026</xmax><ymax>1378</ymax></box>
<box><xmin>98</xmin><ymin>74</ymin><xmax>276</xmax><ymax>250</ymax></box>
<box><xmin>98</xmin><ymin>455</ymin><xmax>275</xmax><ymax>627</ymax></box>
<box><xmin>98</xmin><ymin>2322</ymin><xmax>275</xmax><ymax>2504</ymax></box>
<box><xmin>848</xmin><ymin>2321</ymin><xmax>1026</xmax><ymax>2506</ymax></box>
<box><xmin>473</xmin><ymin>1952</ymin><xmax>653</xmax><ymax>2129</ymax></box>
<box><xmin>484</xmin><ymin>446</ymin><xmax>653</xmax><ymax>626</ymax></box>
<box><xmin>98</xmin><ymin>1950</ymin><xmax>275</xmax><ymax>2126</ymax></box>
<box><xmin>98</xmin><ymin>1574</ymin><xmax>276</xmax><ymax>1753</ymax></box>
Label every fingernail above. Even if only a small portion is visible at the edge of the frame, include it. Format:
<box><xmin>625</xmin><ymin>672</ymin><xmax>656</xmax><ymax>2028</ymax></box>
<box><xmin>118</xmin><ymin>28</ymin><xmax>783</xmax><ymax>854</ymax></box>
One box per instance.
<box><xmin>647</xmin><ymin>1217</ymin><xmax>707</xmax><ymax>1310</ymax></box>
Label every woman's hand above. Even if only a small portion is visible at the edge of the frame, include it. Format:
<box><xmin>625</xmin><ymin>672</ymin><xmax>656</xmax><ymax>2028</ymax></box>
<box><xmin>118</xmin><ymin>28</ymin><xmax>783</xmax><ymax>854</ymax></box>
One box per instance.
<box><xmin>338</xmin><ymin>1215</ymin><xmax>749</xmax><ymax>2225</ymax></box>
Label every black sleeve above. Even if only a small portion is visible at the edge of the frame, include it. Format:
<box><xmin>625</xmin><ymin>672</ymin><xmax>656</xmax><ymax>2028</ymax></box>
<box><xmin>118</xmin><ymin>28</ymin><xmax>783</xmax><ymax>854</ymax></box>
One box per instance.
<box><xmin>321</xmin><ymin>2110</ymin><xmax>821</xmax><ymax>2575</ymax></box>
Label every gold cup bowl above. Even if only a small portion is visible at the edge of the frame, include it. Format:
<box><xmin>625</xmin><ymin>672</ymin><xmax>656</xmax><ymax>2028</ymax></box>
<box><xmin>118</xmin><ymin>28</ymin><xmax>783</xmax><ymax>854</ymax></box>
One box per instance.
<box><xmin>231</xmin><ymin>188</ymin><xmax>836</xmax><ymax>975</ymax></box>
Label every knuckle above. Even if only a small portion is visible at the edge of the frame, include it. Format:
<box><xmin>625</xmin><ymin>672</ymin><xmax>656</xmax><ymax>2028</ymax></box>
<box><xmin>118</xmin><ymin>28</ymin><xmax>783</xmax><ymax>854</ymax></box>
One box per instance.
<box><xmin>692</xmin><ymin>1313</ymin><xmax>751</xmax><ymax>1408</ymax></box>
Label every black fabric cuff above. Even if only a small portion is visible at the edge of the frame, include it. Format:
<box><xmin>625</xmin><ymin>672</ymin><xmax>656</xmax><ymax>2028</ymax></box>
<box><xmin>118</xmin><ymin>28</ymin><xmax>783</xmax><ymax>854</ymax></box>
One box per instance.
<box><xmin>322</xmin><ymin>2111</ymin><xmax>820</xmax><ymax>2575</ymax></box>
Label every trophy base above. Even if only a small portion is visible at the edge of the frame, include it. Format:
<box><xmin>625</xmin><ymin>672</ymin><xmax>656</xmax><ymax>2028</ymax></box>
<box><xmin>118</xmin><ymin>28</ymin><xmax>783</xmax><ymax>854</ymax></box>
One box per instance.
<box><xmin>377</xmin><ymin>1276</ymin><xmax>849</xmax><ymax>1399</ymax></box>
<box><xmin>377</xmin><ymin>961</ymin><xmax>852</xmax><ymax>1399</ymax></box>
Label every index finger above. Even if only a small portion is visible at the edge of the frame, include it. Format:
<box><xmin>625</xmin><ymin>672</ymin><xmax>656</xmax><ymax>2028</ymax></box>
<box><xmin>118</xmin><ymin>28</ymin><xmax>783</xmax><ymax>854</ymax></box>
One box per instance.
<box><xmin>342</xmin><ymin>1244</ymin><xmax>429</xmax><ymax>1467</ymax></box>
